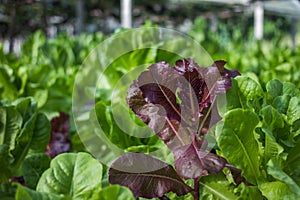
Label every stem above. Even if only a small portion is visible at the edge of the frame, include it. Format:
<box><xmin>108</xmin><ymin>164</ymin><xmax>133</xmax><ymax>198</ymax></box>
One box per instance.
<box><xmin>193</xmin><ymin>178</ymin><xmax>200</xmax><ymax>200</ymax></box>
<box><xmin>165</xmin><ymin>116</ymin><xmax>185</xmax><ymax>146</ymax></box>
<box><xmin>196</xmin><ymin>95</ymin><xmax>217</xmax><ymax>134</ymax></box>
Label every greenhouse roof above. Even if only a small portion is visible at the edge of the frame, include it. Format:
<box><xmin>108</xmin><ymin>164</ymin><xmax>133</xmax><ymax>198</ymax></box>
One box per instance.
<box><xmin>264</xmin><ymin>0</ymin><xmax>300</xmax><ymax>18</ymax></box>
<box><xmin>171</xmin><ymin>0</ymin><xmax>300</xmax><ymax>18</ymax></box>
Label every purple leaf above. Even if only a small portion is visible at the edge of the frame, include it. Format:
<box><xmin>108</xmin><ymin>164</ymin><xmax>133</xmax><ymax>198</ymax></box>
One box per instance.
<box><xmin>127</xmin><ymin>69</ymin><xmax>191</xmax><ymax>149</ymax></box>
<box><xmin>225</xmin><ymin>164</ymin><xmax>254</xmax><ymax>186</ymax></box>
<box><xmin>127</xmin><ymin>58</ymin><xmax>238</xmax><ymax>148</ymax></box>
<box><xmin>213</xmin><ymin>60</ymin><xmax>241</xmax><ymax>78</ymax></box>
<box><xmin>109</xmin><ymin>152</ymin><xmax>193</xmax><ymax>198</ymax></box>
<box><xmin>137</xmin><ymin>61</ymin><xmax>181</xmax><ymax>121</ymax></box>
<box><xmin>46</xmin><ymin>112</ymin><xmax>70</xmax><ymax>158</ymax></box>
<box><xmin>173</xmin><ymin>137</ymin><xmax>227</xmax><ymax>180</ymax></box>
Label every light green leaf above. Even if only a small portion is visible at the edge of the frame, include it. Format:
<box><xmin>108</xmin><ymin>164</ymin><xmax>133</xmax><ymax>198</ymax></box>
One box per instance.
<box><xmin>267</xmin><ymin>159</ymin><xmax>300</xmax><ymax>196</ymax></box>
<box><xmin>0</xmin><ymin>107</ymin><xmax>23</xmax><ymax>149</ymax></box>
<box><xmin>11</xmin><ymin>112</ymin><xmax>37</xmax><ymax>169</ymax></box>
<box><xmin>0</xmin><ymin>66</ymin><xmax>19</xmax><ymax>100</ymax></box>
<box><xmin>266</xmin><ymin>79</ymin><xmax>283</xmax><ymax>101</ymax></box>
<box><xmin>217</xmin><ymin>109</ymin><xmax>261</xmax><ymax>184</ymax></box>
<box><xmin>259</xmin><ymin>181</ymin><xmax>299</xmax><ymax>200</ymax></box>
<box><xmin>287</xmin><ymin>97</ymin><xmax>300</xmax><ymax>125</ymax></box>
<box><xmin>14</xmin><ymin>183</ymin><xmax>66</xmax><ymax>200</ymax></box>
<box><xmin>98</xmin><ymin>185</ymin><xmax>135</xmax><ymax>200</ymax></box>
<box><xmin>235</xmin><ymin>76</ymin><xmax>264</xmax><ymax>101</ymax></box>
<box><xmin>263</xmin><ymin>130</ymin><xmax>284</xmax><ymax>164</ymax></box>
<box><xmin>224</xmin><ymin>79</ymin><xmax>242</xmax><ymax>111</ymax></box>
<box><xmin>37</xmin><ymin>152</ymin><xmax>103</xmax><ymax>200</ymax></box>
<box><xmin>234</xmin><ymin>183</ymin><xmax>263</xmax><ymax>200</ymax></box>
<box><xmin>260</xmin><ymin>105</ymin><xmax>284</xmax><ymax>131</ymax></box>
<box><xmin>283</xmin><ymin>82</ymin><xmax>300</xmax><ymax>98</ymax></box>
<box><xmin>200</xmin><ymin>173</ymin><xmax>239</xmax><ymax>200</ymax></box>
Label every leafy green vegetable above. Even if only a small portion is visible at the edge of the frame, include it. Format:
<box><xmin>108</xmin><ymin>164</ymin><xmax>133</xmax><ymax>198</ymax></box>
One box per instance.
<box><xmin>37</xmin><ymin>152</ymin><xmax>103</xmax><ymax>199</ymax></box>
<box><xmin>98</xmin><ymin>185</ymin><xmax>135</xmax><ymax>200</ymax></box>
<box><xmin>199</xmin><ymin>173</ymin><xmax>239</xmax><ymax>200</ymax></box>
<box><xmin>215</xmin><ymin>76</ymin><xmax>300</xmax><ymax>199</ymax></box>
<box><xmin>217</xmin><ymin>109</ymin><xmax>261</xmax><ymax>184</ymax></box>
<box><xmin>259</xmin><ymin>181</ymin><xmax>298</xmax><ymax>200</ymax></box>
<box><xmin>14</xmin><ymin>183</ymin><xmax>66</xmax><ymax>200</ymax></box>
<box><xmin>0</xmin><ymin>97</ymin><xmax>50</xmax><ymax>183</ymax></box>
<box><xmin>22</xmin><ymin>154</ymin><xmax>51</xmax><ymax>189</ymax></box>
<box><xmin>267</xmin><ymin>159</ymin><xmax>300</xmax><ymax>196</ymax></box>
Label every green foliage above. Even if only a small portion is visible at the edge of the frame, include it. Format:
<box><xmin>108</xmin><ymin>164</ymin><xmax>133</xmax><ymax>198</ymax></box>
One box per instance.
<box><xmin>0</xmin><ymin>31</ymin><xmax>105</xmax><ymax>117</ymax></box>
<box><xmin>1</xmin><ymin>25</ymin><xmax>300</xmax><ymax>199</ymax></box>
<box><xmin>22</xmin><ymin>154</ymin><xmax>51</xmax><ymax>189</ymax></box>
<box><xmin>36</xmin><ymin>152</ymin><xmax>103</xmax><ymax>199</ymax></box>
<box><xmin>218</xmin><ymin>109</ymin><xmax>261</xmax><ymax>184</ymax></box>
<box><xmin>0</xmin><ymin>97</ymin><xmax>50</xmax><ymax>183</ymax></box>
<box><xmin>214</xmin><ymin>76</ymin><xmax>300</xmax><ymax>199</ymax></box>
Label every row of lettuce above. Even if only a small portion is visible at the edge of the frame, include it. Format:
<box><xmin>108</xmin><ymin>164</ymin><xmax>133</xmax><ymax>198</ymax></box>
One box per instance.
<box><xmin>0</xmin><ymin>25</ymin><xmax>299</xmax><ymax>199</ymax></box>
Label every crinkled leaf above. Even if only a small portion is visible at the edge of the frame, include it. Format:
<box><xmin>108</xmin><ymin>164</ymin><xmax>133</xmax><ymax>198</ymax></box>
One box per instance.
<box><xmin>260</xmin><ymin>105</ymin><xmax>285</xmax><ymax>132</ymax></box>
<box><xmin>263</xmin><ymin>131</ymin><xmax>284</xmax><ymax>164</ymax></box>
<box><xmin>13</xmin><ymin>97</ymin><xmax>37</xmax><ymax>122</ymax></box>
<box><xmin>109</xmin><ymin>152</ymin><xmax>192</xmax><ymax>198</ymax></box>
<box><xmin>0</xmin><ymin>144</ymin><xmax>12</xmax><ymax>182</ymax></box>
<box><xmin>272</xmin><ymin>94</ymin><xmax>291</xmax><ymax>114</ymax></box>
<box><xmin>14</xmin><ymin>183</ymin><xmax>66</xmax><ymax>200</ymax></box>
<box><xmin>127</xmin><ymin>58</ymin><xmax>237</xmax><ymax>148</ymax></box>
<box><xmin>22</xmin><ymin>153</ymin><xmax>51</xmax><ymax>189</ymax></box>
<box><xmin>0</xmin><ymin>107</ymin><xmax>23</xmax><ymax>152</ymax></box>
<box><xmin>234</xmin><ymin>183</ymin><xmax>262</xmax><ymax>199</ymax></box>
<box><xmin>287</xmin><ymin>97</ymin><xmax>300</xmax><ymax>125</ymax></box>
<box><xmin>285</xmin><ymin>141</ymin><xmax>300</xmax><ymax>182</ymax></box>
<box><xmin>199</xmin><ymin>173</ymin><xmax>240</xmax><ymax>200</ymax></box>
<box><xmin>266</xmin><ymin>79</ymin><xmax>283</xmax><ymax>101</ymax></box>
<box><xmin>267</xmin><ymin>159</ymin><xmax>300</xmax><ymax>196</ymax></box>
<box><xmin>173</xmin><ymin>141</ymin><xmax>226</xmax><ymax>180</ymax></box>
<box><xmin>217</xmin><ymin>109</ymin><xmax>261</xmax><ymax>184</ymax></box>
<box><xmin>29</xmin><ymin>113</ymin><xmax>50</xmax><ymax>154</ymax></box>
<box><xmin>11</xmin><ymin>111</ymin><xmax>37</xmax><ymax>168</ymax></box>
<box><xmin>283</xmin><ymin>82</ymin><xmax>300</xmax><ymax>98</ymax></box>
<box><xmin>37</xmin><ymin>152</ymin><xmax>103</xmax><ymax>199</ymax></box>
<box><xmin>0</xmin><ymin>98</ymin><xmax>50</xmax><ymax>180</ymax></box>
<box><xmin>235</xmin><ymin>76</ymin><xmax>264</xmax><ymax>101</ymax></box>
<box><xmin>259</xmin><ymin>181</ymin><xmax>299</xmax><ymax>199</ymax></box>
<box><xmin>136</xmin><ymin>61</ymin><xmax>181</xmax><ymax>121</ymax></box>
<box><xmin>127</xmin><ymin>80</ymin><xmax>189</xmax><ymax>149</ymax></box>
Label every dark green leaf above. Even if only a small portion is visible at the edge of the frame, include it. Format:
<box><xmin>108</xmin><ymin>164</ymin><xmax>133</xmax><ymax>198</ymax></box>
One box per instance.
<box><xmin>22</xmin><ymin>154</ymin><xmax>51</xmax><ymax>189</ymax></box>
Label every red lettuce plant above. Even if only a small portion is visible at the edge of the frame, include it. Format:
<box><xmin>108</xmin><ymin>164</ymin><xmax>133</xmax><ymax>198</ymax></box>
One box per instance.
<box><xmin>109</xmin><ymin>58</ymin><xmax>246</xmax><ymax>199</ymax></box>
<box><xmin>46</xmin><ymin>112</ymin><xmax>70</xmax><ymax>158</ymax></box>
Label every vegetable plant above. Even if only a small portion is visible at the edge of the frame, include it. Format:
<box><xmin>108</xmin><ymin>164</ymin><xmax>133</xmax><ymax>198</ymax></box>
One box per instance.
<box><xmin>108</xmin><ymin>58</ymin><xmax>252</xmax><ymax>199</ymax></box>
